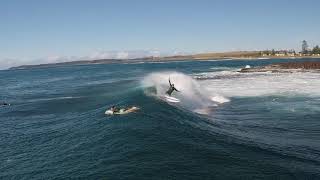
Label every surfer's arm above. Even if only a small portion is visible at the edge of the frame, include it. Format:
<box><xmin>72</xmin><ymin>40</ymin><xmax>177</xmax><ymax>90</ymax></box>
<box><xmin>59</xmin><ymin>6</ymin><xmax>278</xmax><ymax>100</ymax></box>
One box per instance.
<box><xmin>174</xmin><ymin>87</ymin><xmax>180</xmax><ymax>92</ymax></box>
<box><xmin>169</xmin><ymin>78</ymin><xmax>172</xmax><ymax>86</ymax></box>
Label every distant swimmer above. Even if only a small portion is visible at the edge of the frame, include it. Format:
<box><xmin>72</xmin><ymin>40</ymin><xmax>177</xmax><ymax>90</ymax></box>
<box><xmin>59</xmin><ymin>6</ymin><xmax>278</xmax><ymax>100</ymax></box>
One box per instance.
<box><xmin>1</xmin><ymin>102</ymin><xmax>10</xmax><ymax>106</ymax></box>
<box><xmin>166</xmin><ymin>78</ymin><xmax>180</xmax><ymax>96</ymax></box>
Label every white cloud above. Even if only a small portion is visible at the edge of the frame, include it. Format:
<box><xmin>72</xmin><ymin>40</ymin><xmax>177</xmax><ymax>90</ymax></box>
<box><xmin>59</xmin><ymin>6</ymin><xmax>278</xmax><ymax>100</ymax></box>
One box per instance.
<box><xmin>116</xmin><ymin>51</ymin><xmax>129</xmax><ymax>59</ymax></box>
<box><xmin>149</xmin><ymin>50</ymin><xmax>161</xmax><ymax>57</ymax></box>
<box><xmin>88</xmin><ymin>51</ymin><xmax>114</xmax><ymax>60</ymax></box>
<box><xmin>0</xmin><ymin>49</ymin><xmax>193</xmax><ymax>69</ymax></box>
<box><xmin>0</xmin><ymin>58</ymin><xmax>20</xmax><ymax>70</ymax></box>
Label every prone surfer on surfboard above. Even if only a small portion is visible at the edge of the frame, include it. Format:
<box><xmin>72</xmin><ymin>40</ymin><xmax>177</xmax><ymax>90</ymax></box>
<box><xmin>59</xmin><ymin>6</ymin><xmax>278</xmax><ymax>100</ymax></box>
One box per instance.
<box><xmin>106</xmin><ymin>105</ymin><xmax>139</xmax><ymax>115</ymax></box>
<box><xmin>166</xmin><ymin>78</ymin><xmax>180</xmax><ymax>96</ymax></box>
<box><xmin>110</xmin><ymin>106</ymin><xmax>120</xmax><ymax>114</ymax></box>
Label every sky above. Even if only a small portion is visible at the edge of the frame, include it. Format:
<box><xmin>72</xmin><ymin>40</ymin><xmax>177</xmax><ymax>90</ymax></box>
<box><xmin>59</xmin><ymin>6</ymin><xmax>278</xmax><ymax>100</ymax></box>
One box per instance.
<box><xmin>0</xmin><ymin>0</ymin><xmax>320</xmax><ymax>69</ymax></box>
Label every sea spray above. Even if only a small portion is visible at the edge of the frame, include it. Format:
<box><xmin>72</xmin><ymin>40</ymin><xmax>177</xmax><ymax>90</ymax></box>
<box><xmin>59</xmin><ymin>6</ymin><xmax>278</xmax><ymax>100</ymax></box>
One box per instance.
<box><xmin>142</xmin><ymin>71</ymin><xmax>230</xmax><ymax>114</ymax></box>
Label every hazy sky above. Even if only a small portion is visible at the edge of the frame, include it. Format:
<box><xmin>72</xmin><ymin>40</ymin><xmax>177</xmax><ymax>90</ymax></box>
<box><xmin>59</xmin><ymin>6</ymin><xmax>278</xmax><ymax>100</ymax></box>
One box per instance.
<box><xmin>1</xmin><ymin>0</ymin><xmax>319</xmax><ymax>68</ymax></box>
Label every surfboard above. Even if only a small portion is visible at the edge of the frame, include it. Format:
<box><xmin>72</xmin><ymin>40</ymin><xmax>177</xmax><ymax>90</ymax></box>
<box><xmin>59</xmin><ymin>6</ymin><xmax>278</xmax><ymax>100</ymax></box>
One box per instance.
<box><xmin>163</xmin><ymin>95</ymin><xmax>180</xmax><ymax>103</ymax></box>
<box><xmin>105</xmin><ymin>106</ymin><xmax>139</xmax><ymax>115</ymax></box>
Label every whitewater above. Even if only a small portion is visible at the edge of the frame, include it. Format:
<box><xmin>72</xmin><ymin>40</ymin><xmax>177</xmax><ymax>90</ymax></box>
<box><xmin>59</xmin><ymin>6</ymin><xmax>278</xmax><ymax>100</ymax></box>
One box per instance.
<box><xmin>142</xmin><ymin>68</ymin><xmax>320</xmax><ymax>116</ymax></box>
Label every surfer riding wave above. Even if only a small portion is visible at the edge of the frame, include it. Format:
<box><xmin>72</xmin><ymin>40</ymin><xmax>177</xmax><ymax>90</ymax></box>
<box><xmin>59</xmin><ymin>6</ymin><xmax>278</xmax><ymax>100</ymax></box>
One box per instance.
<box><xmin>166</xmin><ymin>78</ymin><xmax>180</xmax><ymax>96</ymax></box>
<box><xmin>142</xmin><ymin>71</ymin><xmax>230</xmax><ymax>114</ymax></box>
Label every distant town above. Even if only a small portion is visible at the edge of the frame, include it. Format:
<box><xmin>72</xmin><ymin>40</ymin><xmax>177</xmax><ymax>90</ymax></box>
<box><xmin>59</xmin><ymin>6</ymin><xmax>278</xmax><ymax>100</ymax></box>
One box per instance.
<box><xmin>260</xmin><ymin>40</ymin><xmax>320</xmax><ymax>57</ymax></box>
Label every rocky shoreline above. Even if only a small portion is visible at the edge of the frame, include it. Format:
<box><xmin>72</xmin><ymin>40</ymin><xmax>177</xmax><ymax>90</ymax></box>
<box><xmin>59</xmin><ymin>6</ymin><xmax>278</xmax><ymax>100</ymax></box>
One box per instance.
<box><xmin>239</xmin><ymin>61</ymin><xmax>320</xmax><ymax>73</ymax></box>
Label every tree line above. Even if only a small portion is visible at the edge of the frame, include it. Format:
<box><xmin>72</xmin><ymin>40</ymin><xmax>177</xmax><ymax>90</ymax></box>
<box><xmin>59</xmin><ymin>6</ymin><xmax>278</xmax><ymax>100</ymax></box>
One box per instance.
<box><xmin>302</xmin><ymin>40</ymin><xmax>320</xmax><ymax>55</ymax></box>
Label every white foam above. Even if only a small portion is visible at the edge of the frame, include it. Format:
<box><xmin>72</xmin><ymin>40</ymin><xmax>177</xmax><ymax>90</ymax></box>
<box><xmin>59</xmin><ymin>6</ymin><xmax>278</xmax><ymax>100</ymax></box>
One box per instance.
<box><xmin>27</xmin><ymin>96</ymin><xmax>81</xmax><ymax>102</ymax></box>
<box><xmin>142</xmin><ymin>71</ymin><xmax>226</xmax><ymax>113</ymax></box>
<box><xmin>211</xmin><ymin>95</ymin><xmax>230</xmax><ymax>103</ymax></box>
<box><xmin>194</xmin><ymin>108</ymin><xmax>211</xmax><ymax>115</ymax></box>
<box><xmin>209</xmin><ymin>66</ymin><xmax>237</xmax><ymax>70</ymax></box>
<box><xmin>199</xmin><ymin>71</ymin><xmax>320</xmax><ymax>97</ymax></box>
<box><xmin>142</xmin><ymin>71</ymin><xmax>202</xmax><ymax>100</ymax></box>
<box><xmin>194</xmin><ymin>70</ymin><xmax>240</xmax><ymax>80</ymax></box>
<box><xmin>142</xmin><ymin>70</ymin><xmax>320</xmax><ymax>115</ymax></box>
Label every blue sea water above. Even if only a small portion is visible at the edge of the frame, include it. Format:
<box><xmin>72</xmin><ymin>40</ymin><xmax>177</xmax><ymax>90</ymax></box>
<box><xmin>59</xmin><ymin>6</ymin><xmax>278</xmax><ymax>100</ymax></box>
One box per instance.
<box><xmin>1</xmin><ymin>58</ymin><xmax>320</xmax><ymax>179</ymax></box>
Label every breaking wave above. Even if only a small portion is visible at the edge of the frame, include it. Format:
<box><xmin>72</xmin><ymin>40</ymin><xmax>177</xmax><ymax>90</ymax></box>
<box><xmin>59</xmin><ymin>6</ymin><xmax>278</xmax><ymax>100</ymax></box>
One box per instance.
<box><xmin>142</xmin><ymin>71</ymin><xmax>229</xmax><ymax>115</ymax></box>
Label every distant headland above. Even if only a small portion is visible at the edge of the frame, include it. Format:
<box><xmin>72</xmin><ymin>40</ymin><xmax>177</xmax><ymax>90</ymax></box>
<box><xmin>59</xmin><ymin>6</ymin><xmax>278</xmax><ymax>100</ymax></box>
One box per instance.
<box><xmin>9</xmin><ymin>50</ymin><xmax>320</xmax><ymax>70</ymax></box>
<box><xmin>9</xmin><ymin>40</ymin><xmax>320</xmax><ymax>70</ymax></box>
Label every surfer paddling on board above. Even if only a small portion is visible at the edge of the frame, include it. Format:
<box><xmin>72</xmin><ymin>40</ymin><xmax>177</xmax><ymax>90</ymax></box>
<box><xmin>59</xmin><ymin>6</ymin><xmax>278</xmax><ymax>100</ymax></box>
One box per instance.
<box><xmin>106</xmin><ymin>105</ymin><xmax>139</xmax><ymax>115</ymax></box>
<box><xmin>166</xmin><ymin>78</ymin><xmax>180</xmax><ymax>96</ymax></box>
<box><xmin>110</xmin><ymin>106</ymin><xmax>120</xmax><ymax>114</ymax></box>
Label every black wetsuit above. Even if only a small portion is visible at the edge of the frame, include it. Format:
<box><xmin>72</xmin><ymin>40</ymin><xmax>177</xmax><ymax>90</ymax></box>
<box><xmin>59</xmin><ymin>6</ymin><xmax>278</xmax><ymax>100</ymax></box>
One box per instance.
<box><xmin>166</xmin><ymin>79</ymin><xmax>179</xmax><ymax>96</ymax></box>
<box><xmin>112</xmin><ymin>107</ymin><xmax>120</xmax><ymax>113</ymax></box>
<box><xmin>1</xmin><ymin>102</ymin><xmax>10</xmax><ymax>106</ymax></box>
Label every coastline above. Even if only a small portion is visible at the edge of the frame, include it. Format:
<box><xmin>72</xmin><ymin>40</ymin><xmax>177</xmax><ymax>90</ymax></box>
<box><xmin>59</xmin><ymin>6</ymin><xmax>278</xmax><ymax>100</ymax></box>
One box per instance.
<box><xmin>8</xmin><ymin>52</ymin><xmax>320</xmax><ymax>70</ymax></box>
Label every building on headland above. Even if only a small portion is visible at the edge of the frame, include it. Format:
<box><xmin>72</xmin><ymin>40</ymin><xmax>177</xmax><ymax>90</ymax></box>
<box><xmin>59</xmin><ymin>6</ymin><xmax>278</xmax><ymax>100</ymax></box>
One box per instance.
<box><xmin>260</xmin><ymin>40</ymin><xmax>320</xmax><ymax>57</ymax></box>
<box><xmin>261</xmin><ymin>49</ymin><xmax>296</xmax><ymax>57</ymax></box>
<box><xmin>275</xmin><ymin>52</ymin><xmax>286</xmax><ymax>56</ymax></box>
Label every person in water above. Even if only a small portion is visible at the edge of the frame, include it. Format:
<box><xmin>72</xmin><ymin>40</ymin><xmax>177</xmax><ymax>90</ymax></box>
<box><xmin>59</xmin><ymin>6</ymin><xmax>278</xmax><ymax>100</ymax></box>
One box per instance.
<box><xmin>166</xmin><ymin>78</ymin><xmax>180</xmax><ymax>96</ymax></box>
<box><xmin>110</xmin><ymin>106</ymin><xmax>120</xmax><ymax>114</ymax></box>
<box><xmin>1</xmin><ymin>102</ymin><xmax>10</xmax><ymax>106</ymax></box>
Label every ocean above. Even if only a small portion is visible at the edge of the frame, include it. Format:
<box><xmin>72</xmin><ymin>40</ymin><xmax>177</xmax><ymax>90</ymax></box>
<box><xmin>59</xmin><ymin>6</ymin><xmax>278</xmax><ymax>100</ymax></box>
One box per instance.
<box><xmin>1</xmin><ymin>58</ymin><xmax>320</xmax><ymax>179</ymax></box>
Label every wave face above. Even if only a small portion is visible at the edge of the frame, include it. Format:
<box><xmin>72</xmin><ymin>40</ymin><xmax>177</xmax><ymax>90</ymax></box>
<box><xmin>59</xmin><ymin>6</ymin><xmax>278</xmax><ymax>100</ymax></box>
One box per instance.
<box><xmin>1</xmin><ymin>59</ymin><xmax>320</xmax><ymax>179</ymax></box>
